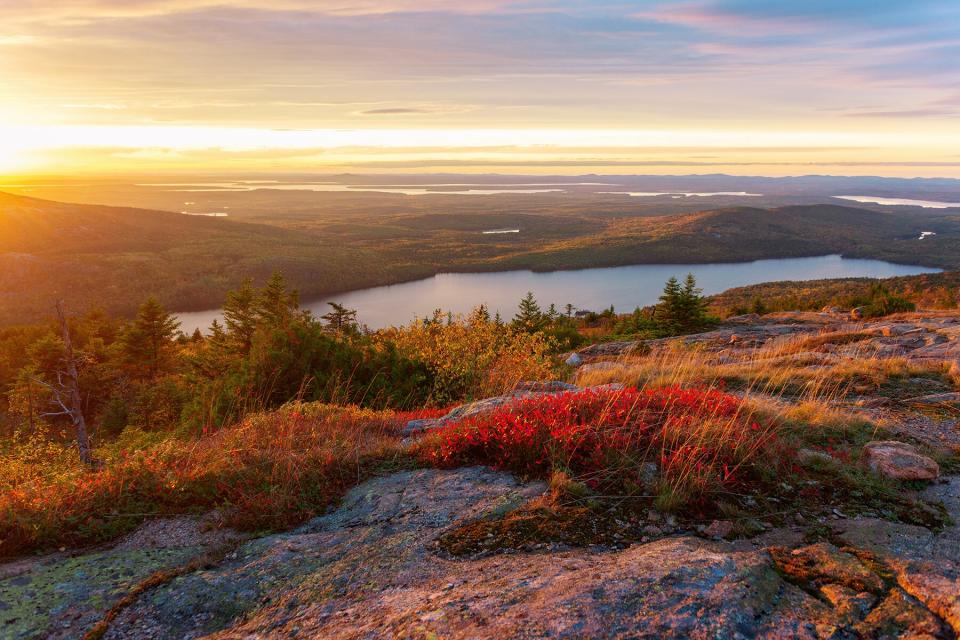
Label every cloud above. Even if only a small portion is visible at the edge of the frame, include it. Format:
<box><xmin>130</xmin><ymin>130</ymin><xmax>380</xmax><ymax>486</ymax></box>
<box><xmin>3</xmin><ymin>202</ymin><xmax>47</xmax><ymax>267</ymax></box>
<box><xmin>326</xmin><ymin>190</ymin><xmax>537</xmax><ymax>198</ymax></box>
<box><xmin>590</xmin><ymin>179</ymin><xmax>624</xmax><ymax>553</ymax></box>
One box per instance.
<box><xmin>62</xmin><ymin>103</ymin><xmax>127</xmax><ymax>110</ymax></box>
<box><xmin>360</xmin><ymin>108</ymin><xmax>432</xmax><ymax>115</ymax></box>
<box><xmin>0</xmin><ymin>1</ymin><xmax>549</xmax><ymax>26</ymax></box>
<box><xmin>843</xmin><ymin>108</ymin><xmax>959</xmax><ymax>119</ymax></box>
<box><xmin>0</xmin><ymin>34</ymin><xmax>41</xmax><ymax>45</ymax></box>
<box><xmin>2</xmin><ymin>0</ymin><xmax>960</xmax><ymax>177</ymax></box>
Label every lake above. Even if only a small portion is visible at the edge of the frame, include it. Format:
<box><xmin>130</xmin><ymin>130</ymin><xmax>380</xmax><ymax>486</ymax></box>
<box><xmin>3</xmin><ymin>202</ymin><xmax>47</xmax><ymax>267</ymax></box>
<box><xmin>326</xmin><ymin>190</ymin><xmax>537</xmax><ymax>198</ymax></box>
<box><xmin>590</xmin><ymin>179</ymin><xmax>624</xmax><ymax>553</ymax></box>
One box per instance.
<box><xmin>176</xmin><ymin>255</ymin><xmax>941</xmax><ymax>333</ymax></box>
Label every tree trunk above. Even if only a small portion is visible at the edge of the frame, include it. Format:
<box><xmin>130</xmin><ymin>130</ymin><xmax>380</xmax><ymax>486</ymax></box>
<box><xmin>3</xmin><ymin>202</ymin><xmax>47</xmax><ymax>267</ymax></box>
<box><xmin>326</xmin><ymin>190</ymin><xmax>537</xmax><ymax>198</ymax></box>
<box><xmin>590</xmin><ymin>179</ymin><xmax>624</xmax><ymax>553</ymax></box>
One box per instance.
<box><xmin>56</xmin><ymin>300</ymin><xmax>94</xmax><ymax>466</ymax></box>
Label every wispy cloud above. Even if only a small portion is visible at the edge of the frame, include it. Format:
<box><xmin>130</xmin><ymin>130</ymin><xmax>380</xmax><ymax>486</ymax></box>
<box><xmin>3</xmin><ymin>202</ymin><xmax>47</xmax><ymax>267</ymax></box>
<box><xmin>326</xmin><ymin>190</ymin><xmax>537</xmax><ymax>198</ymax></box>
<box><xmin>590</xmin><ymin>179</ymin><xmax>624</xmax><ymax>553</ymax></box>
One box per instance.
<box><xmin>2</xmin><ymin>1</ymin><xmax>959</xmax><ymax>176</ymax></box>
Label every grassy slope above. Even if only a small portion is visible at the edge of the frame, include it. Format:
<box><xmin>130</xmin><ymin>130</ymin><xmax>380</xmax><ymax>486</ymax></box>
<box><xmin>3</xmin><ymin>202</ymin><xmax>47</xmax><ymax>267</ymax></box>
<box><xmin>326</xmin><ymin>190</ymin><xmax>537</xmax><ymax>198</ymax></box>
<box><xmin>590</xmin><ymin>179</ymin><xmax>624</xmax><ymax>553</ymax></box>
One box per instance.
<box><xmin>3</xmin><ymin>190</ymin><xmax>959</xmax><ymax>324</ymax></box>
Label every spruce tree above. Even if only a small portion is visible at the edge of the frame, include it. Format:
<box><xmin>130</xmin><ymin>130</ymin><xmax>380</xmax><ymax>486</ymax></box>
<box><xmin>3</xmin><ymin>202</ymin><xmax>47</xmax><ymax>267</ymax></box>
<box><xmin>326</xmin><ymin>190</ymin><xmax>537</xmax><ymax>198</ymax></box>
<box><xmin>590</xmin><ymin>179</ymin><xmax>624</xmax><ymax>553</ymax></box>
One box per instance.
<box><xmin>321</xmin><ymin>302</ymin><xmax>358</xmax><ymax>333</ymax></box>
<box><xmin>256</xmin><ymin>271</ymin><xmax>299</xmax><ymax>328</ymax></box>
<box><xmin>513</xmin><ymin>292</ymin><xmax>546</xmax><ymax>333</ymax></box>
<box><xmin>656</xmin><ymin>276</ymin><xmax>683</xmax><ymax>330</ymax></box>
<box><xmin>223</xmin><ymin>278</ymin><xmax>258</xmax><ymax>354</ymax></box>
<box><xmin>123</xmin><ymin>297</ymin><xmax>181</xmax><ymax>380</ymax></box>
<box><xmin>679</xmin><ymin>273</ymin><xmax>708</xmax><ymax>330</ymax></box>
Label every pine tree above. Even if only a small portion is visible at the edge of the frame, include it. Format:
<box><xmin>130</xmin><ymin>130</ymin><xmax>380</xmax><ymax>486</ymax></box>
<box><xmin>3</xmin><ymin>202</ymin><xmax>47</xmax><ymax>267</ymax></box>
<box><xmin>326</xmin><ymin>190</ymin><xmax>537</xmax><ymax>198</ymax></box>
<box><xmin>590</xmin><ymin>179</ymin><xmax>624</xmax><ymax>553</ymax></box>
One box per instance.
<box><xmin>122</xmin><ymin>297</ymin><xmax>181</xmax><ymax>380</ymax></box>
<box><xmin>565</xmin><ymin>303</ymin><xmax>575</xmax><ymax>318</ymax></box>
<box><xmin>256</xmin><ymin>271</ymin><xmax>299</xmax><ymax>329</ymax></box>
<box><xmin>656</xmin><ymin>276</ymin><xmax>683</xmax><ymax>330</ymax></box>
<box><xmin>679</xmin><ymin>273</ymin><xmax>708</xmax><ymax>330</ymax></box>
<box><xmin>223</xmin><ymin>278</ymin><xmax>258</xmax><ymax>353</ymax></box>
<box><xmin>513</xmin><ymin>292</ymin><xmax>547</xmax><ymax>333</ymax></box>
<box><xmin>321</xmin><ymin>302</ymin><xmax>358</xmax><ymax>333</ymax></box>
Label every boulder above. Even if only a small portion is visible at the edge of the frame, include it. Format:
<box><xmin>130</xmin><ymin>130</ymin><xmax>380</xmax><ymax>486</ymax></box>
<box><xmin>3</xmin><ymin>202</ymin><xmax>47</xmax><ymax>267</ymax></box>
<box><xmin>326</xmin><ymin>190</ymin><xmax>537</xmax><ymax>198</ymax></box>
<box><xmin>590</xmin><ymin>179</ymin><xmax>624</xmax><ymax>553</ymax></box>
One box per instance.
<box><xmin>862</xmin><ymin>441</ymin><xmax>939</xmax><ymax>481</ymax></box>
<box><xmin>850</xmin><ymin>307</ymin><xmax>866</xmax><ymax>321</ymax></box>
<box><xmin>564</xmin><ymin>352</ymin><xmax>583</xmax><ymax>367</ymax></box>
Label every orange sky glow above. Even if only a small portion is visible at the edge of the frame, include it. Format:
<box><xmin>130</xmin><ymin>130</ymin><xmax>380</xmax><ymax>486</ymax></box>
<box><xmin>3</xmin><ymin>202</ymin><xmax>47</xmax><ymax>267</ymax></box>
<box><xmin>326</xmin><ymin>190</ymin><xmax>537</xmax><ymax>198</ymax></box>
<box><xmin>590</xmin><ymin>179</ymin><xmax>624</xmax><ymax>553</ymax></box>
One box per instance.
<box><xmin>2</xmin><ymin>1</ymin><xmax>959</xmax><ymax>177</ymax></box>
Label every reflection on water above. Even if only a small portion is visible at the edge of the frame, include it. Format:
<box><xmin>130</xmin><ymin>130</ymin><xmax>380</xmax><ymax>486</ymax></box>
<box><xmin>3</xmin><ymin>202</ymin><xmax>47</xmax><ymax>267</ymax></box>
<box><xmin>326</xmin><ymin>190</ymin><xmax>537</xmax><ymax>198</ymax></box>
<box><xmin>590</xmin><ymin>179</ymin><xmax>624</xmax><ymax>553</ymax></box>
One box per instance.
<box><xmin>835</xmin><ymin>195</ymin><xmax>960</xmax><ymax>209</ymax></box>
<box><xmin>600</xmin><ymin>191</ymin><xmax>762</xmax><ymax>197</ymax></box>
<box><xmin>176</xmin><ymin>254</ymin><xmax>940</xmax><ymax>333</ymax></box>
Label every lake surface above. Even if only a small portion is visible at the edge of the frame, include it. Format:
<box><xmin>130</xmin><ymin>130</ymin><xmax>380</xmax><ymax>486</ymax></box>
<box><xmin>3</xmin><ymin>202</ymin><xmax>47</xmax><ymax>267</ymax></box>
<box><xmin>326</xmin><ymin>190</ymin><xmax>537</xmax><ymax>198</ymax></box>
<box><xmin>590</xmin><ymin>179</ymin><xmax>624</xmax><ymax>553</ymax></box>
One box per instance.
<box><xmin>176</xmin><ymin>255</ymin><xmax>940</xmax><ymax>333</ymax></box>
<box><xmin>835</xmin><ymin>195</ymin><xmax>960</xmax><ymax>209</ymax></box>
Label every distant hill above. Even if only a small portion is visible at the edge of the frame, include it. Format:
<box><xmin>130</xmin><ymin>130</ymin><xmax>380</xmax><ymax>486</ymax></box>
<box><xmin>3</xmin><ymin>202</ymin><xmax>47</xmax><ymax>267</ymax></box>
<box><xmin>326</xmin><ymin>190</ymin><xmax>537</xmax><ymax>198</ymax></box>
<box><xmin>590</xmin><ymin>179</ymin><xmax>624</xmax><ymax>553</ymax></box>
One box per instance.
<box><xmin>493</xmin><ymin>204</ymin><xmax>960</xmax><ymax>271</ymax></box>
<box><xmin>1</xmin><ymin>193</ymin><xmax>958</xmax><ymax>325</ymax></box>
<box><xmin>0</xmin><ymin>192</ymin><xmax>413</xmax><ymax>325</ymax></box>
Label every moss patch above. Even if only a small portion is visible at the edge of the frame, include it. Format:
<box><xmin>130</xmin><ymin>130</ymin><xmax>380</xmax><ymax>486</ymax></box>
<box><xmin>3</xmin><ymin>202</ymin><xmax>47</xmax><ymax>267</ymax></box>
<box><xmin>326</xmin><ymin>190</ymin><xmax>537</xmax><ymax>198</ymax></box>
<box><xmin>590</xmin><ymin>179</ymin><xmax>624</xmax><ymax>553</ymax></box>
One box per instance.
<box><xmin>0</xmin><ymin>547</ymin><xmax>200</xmax><ymax>639</ymax></box>
<box><xmin>436</xmin><ymin>498</ymin><xmax>644</xmax><ymax>557</ymax></box>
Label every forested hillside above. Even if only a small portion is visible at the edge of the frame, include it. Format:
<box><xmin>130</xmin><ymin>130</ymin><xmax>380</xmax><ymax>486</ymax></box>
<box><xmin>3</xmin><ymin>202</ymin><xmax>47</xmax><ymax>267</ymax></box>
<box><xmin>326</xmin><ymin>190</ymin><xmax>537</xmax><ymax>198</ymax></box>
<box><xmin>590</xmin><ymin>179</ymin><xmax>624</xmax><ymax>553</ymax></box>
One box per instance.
<box><xmin>3</xmin><ymin>191</ymin><xmax>959</xmax><ymax>324</ymax></box>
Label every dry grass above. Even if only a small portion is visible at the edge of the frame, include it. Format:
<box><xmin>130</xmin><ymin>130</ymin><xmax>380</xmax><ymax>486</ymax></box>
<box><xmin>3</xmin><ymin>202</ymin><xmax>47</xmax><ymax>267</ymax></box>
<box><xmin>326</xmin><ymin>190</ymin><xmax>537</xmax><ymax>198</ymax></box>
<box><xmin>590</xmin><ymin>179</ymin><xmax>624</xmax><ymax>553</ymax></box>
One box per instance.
<box><xmin>576</xmin><ymin>332</ymin><xmax>949</xmax><ymax>413</ymax></box>
<box><xmin>0</xmin><ymin>402</ymin><xmax>430</xmax><ymax>558</ymax></box>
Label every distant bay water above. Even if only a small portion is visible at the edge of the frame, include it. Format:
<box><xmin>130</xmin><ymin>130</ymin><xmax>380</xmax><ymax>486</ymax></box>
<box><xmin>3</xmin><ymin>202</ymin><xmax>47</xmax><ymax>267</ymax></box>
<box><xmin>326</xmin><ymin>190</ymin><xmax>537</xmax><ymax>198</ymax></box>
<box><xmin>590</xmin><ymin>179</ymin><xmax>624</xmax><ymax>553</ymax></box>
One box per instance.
<box><xmin>176</xmin><ymin>254</ymin><xmax>940</xmax><ymax>333</ymax></box>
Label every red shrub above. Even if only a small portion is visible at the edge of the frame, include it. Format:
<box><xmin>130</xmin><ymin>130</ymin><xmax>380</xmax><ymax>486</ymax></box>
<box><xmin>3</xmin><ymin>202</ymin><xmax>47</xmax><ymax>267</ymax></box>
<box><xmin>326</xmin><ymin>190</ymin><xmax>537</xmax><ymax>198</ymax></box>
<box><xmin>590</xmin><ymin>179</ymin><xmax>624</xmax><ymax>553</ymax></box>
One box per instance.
<box><xmin>422</xmin><ymin>385</ymin><xmax>775</xmax><ymax>508</ymax></box>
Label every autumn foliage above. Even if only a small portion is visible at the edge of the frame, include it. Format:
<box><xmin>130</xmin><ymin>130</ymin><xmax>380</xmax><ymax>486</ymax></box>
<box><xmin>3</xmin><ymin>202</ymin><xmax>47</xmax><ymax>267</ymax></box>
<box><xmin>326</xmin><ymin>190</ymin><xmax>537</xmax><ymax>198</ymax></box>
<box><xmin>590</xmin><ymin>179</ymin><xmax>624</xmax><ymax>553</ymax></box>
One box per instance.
<box><xmin>377</xmin><ymin>309</ymin><xmax>557</xmax><ymax>406</ymax></box>
<box><xmin>422</xmin><ymin>385</ymin><xmax>775</xmax><ymax>511</ymax></box>
<box><xmin>0</xmin><ymin>403</ymin><xmax>416</xmax><ymax>558</ymax></box>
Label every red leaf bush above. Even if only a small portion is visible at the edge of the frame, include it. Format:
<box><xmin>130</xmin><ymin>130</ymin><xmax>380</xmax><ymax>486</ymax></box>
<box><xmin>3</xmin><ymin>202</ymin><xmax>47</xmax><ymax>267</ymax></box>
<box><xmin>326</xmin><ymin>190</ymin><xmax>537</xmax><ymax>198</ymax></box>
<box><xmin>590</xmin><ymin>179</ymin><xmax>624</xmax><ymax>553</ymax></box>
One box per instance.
<box><xmin>422</xmin><ymin>385</ymin><xmax>776</xmax><ymax>511</ymax></box>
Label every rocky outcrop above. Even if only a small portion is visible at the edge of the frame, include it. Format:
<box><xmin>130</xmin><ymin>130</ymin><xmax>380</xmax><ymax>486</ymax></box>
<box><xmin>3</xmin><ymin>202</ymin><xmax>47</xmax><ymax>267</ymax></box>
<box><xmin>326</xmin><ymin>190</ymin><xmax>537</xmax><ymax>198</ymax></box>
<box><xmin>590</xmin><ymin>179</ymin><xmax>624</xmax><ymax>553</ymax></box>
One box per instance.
<box><xmin>4</xmin><ymin>469</ymin><xmax>957</xmax><ymax>639</ymax></box>
<box><xmin>0</xmin><ymin>518</ymin><xmax>242</xmax><ymax>640</ymax></box>
<box><xmin>862</xmin><ymin>441</ymin><xmax>940</xmax><ymax>481</ymax></box>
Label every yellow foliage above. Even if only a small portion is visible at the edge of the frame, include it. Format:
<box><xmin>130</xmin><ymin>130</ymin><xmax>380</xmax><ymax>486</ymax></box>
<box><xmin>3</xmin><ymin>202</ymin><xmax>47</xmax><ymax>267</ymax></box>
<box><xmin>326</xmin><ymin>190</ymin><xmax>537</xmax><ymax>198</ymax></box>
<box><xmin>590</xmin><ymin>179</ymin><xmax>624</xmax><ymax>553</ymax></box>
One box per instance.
<box><xmin>376</xmin><ymin>309</ymin><xmax>557</xmax><ymax>405</ymax></box>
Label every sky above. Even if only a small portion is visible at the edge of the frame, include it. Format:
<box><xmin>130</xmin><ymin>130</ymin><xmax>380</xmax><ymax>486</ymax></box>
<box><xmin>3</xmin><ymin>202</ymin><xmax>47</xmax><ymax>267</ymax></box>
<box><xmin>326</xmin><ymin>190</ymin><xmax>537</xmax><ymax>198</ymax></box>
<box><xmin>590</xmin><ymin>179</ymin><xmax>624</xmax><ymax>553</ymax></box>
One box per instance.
<box><xmin>1</xmin><ymin>0</ymin><xmax>960</xmax><ymax>176</ymax></box>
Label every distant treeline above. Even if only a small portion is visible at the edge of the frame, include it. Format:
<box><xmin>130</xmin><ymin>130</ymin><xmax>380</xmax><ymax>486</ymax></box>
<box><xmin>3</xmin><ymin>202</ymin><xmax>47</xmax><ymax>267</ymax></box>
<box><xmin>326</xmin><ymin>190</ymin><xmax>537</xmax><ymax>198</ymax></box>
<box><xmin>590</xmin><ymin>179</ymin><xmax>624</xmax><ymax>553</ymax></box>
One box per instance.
<box><xmin>709</xmin><ymin>271</ymin><xmax>959</xmax><ymax>316</ymax></box>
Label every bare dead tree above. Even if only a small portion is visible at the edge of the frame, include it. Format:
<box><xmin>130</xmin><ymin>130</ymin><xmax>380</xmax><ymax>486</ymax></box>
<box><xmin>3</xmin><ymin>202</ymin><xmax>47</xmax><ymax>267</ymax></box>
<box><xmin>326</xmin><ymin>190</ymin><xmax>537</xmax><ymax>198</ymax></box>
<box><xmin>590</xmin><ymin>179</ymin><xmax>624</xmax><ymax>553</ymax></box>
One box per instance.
<box><xmin>35</xmin><ymin>301</ymin><xmax>95</xmax><ymax>466</ymax></box>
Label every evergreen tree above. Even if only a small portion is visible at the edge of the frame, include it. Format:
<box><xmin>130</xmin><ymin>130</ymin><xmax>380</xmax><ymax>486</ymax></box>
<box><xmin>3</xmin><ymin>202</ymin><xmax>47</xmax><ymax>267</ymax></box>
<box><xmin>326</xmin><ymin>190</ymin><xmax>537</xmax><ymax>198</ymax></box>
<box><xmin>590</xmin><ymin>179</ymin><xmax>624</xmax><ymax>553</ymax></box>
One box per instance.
<box><xmin>122</xmin><ymin>297</ymin><xmax>181</xmax><ymax>380</ymax></box>
<box><xmin>512</xmin><ymin>292</ymin><xmax>547</xmax><ymax>333</ymax></box>
<box><xmin>321</xmin><ymin>302</ymin><xmax>358</xmax><ymax>333</ymax></box>
<box><xmin>223</xmin><ymin>278</ymin><xmax>258</xmax><ymax>354</ymax></box>
<box><xmin>256</xmin><ymin>271</ymin><xmax>299</xmax><ymax>328</ymax></box>
<box><xmin>565</xmin><ymin>303</ymin><xmax>575</xmax><ymax>318</ymax></box>
<box><xmin>656</xmin><ymin>274</ymin><xmax>708</xmax><ymax>333</ymax></box>
<box><xmin>679</xmin><ymin>273</ymin><xmax>708</xmax><ymax>330</ymax></box>
<box><xmin>656</xmin><ymin>276</ymin><xmax>684</xmax><ymax>330</ymax></box>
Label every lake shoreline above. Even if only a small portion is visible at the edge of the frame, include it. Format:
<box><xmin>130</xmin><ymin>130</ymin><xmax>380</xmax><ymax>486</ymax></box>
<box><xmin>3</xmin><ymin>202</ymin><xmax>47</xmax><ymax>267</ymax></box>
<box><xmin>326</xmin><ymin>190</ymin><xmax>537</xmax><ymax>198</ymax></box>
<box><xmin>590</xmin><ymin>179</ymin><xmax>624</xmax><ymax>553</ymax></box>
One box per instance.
<box><xmin>176</xmin><ymin>254</ymin><xmax>942</xmax><ymax>333</ymax></box>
